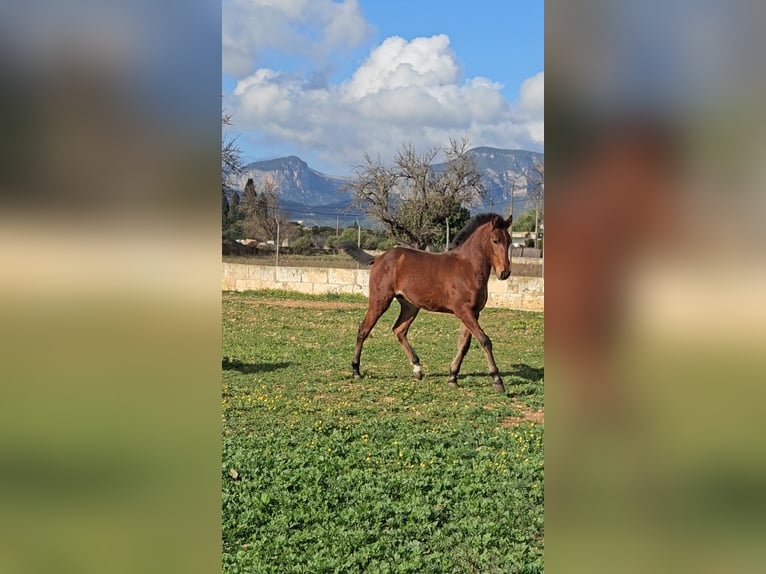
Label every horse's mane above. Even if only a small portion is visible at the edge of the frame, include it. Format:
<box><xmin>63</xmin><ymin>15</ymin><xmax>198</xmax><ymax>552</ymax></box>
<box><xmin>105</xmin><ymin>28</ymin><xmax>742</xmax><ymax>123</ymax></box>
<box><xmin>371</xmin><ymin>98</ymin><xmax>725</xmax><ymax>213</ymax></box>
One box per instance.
<box><xmin>448</xmin><ymin>213</ymin><xmax>505</xmax><ymax>250</ymax></box>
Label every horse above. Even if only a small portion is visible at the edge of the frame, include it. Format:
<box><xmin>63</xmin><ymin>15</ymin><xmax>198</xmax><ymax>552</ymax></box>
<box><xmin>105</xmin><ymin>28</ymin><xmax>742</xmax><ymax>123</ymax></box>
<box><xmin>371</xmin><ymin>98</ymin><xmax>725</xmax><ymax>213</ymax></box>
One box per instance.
<box><xmin>341</xmin><ymin>213</ymin><xmax>512</xmax><ymax>393</ymax></box>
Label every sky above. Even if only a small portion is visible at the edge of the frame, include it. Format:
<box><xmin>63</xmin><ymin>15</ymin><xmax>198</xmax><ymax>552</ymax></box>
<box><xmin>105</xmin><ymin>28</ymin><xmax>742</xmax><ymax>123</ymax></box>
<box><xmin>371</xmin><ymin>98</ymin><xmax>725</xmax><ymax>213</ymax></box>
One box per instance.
<box><xmin>222</xmin><ymin>0</ymin><xmax>544</xmax><ymax>175</ymax></box>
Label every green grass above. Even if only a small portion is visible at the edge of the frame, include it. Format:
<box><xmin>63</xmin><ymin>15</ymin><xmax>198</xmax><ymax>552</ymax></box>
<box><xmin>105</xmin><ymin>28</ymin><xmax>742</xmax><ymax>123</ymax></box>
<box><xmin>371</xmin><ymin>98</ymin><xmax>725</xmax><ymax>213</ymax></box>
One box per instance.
<box><xmin>224</xmin><ymin>253</ymin><xmax>363</xmax><ymax>270</ymax></box>
<box><xmin>233</xmin><ymin>289</ymin><xmax>367</xmax><ymax>304</ymax></box>
<box><xmin>222</xmin><ymin>291</ymin><xmax>544</xmax><ymax>573</ymax></box>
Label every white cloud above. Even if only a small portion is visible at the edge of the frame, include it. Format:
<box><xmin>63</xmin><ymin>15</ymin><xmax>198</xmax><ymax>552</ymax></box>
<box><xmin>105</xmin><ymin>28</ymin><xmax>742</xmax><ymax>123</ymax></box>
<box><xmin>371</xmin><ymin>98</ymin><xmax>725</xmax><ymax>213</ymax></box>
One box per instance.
<box><xmin>229</xmin><ymin>34</ymin><xmax>544</xmax><ymax>169</ymax></box>
<box><xmin>519</xmin><ymin>71</ymin><xmax>544</xmax><ymax>114</ymax></box>
<box><xmin>344</xmin><ymin>35</ymin><xmax>459</xmax><ymax>99</ymax></box>
<box><xmin>222</xmin><ymin>0</ymin><xmax>372</xmax><ymax>77</ymax></box>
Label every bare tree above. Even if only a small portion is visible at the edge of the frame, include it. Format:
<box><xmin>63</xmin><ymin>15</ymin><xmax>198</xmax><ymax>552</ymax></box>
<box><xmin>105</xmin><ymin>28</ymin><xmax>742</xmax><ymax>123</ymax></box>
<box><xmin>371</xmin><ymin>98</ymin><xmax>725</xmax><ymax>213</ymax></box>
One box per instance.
<box><xmin>346</xmin><ymin>137</ymin><xmax>485</xmax><ymax>250</ymax></box>
<box><xmin>222</xmin><ymin>113</ymin><xmax>243</xmax><ymax>192</ymax></box>
<box><xmin>222</xmin><ymin>113</ymin><xmax>245</xmax><ymax>238</ymax></box>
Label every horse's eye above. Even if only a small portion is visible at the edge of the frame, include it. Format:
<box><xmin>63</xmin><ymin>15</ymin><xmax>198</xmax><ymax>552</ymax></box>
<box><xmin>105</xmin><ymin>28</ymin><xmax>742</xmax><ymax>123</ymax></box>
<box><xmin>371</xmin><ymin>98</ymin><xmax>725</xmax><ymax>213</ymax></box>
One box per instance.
<box><xmin>492</xmin><ymin>239</ymin><xmax>498</xmax><ymax>244</ymax></box>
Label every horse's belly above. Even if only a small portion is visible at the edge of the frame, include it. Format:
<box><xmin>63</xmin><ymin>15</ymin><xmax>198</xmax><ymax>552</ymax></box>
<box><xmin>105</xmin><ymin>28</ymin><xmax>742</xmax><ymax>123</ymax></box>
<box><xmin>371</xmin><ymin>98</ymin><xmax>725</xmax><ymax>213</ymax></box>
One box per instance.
<box><xmin>396</xmin><ymin>289</ymin><xmax>454</xmax><ymax>314</ymax></box>
<box><xmin>419</xmin><ymin>302</ymin><xmax>454</xmax><ymax>314</ymax></box>
<box><xmin>398</xmin><ymin>284</ymin><xmax>487</xmax><ymax>315</ymax></box>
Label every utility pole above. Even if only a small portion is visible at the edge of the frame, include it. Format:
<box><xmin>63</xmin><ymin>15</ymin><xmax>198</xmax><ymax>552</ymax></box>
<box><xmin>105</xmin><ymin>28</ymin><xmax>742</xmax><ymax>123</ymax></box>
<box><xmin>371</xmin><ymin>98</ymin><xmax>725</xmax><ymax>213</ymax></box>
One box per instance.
<box><xmin>489</xmin><ymin>197</ymin><xmax>494</xmax><ymax>213</ymax></box>
<box><xmin>535</xmin><ymin>179</ymin><xmax>543</xmax><ymax>251</ymax></box>
<box><xmin>509</xmin><ymin>181</ymin><xmax>519</xmax><ymax>245</ymax></box>
<box><xmin>336</xmin><ymin>209</ymin><xmax>339</xmax><ymax>236</ymax></box>
<box><xmin>445</xmin><ymin>217</ymin><xmax>450</xmax><ymax>250</ymax></box>
<box><xmin>356</xmin><ymin>217</ymin><xmax>361</xmax><ymax>247</ymax></box>
<box><xmin>275</xmin><ymin>217</ymin><xmax>280</xmax><ymax>268</ymax></box>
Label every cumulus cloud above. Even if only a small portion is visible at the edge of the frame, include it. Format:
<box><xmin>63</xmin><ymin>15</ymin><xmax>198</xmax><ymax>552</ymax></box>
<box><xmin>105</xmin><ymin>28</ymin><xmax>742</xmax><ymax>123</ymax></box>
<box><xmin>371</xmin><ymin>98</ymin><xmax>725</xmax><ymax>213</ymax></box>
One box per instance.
<box><xmin>222</xmin><ymin>0</ymin><xmax>372</xmax><ymax>77</ymax></box>
<box><xmin>230</xmin><ymin>34</ymin><xmax>544</xmax><ymax>170</ymax></box>
<box><xmin>344</xmin><ymin>35</ymin><xmax>459</xmax><ymax>98</ymax></box>
<box><xmin>519</xmin><ymin>71</ymin><xmax>545</xmax><ymax>113</ymax></box>
<box><xmin>515</xmin><ymin>71</ymin><xmax>545</xmax><ymax>144</ymax></box>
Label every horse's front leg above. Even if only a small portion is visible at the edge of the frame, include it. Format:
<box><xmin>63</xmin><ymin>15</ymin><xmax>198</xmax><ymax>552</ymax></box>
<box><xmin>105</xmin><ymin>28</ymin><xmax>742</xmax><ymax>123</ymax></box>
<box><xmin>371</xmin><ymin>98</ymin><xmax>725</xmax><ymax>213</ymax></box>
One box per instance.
<box><xmin>455</xmin><ymin>309</ymin><xmax>505</xmax><ymax>393</ymax></box>
<box><xmin>353</xmin><ymin>295</ymin><xmax>393</xmax><ymax>378</ymax></box>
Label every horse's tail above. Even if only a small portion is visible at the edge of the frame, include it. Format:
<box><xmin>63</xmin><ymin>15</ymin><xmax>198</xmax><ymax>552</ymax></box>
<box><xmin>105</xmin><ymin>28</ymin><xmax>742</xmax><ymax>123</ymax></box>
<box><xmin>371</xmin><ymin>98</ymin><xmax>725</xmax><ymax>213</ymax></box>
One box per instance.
<box><xmin>340</xmin><ymin>241</ymin><xmax>376</xmax><ymax>265</ymax></box>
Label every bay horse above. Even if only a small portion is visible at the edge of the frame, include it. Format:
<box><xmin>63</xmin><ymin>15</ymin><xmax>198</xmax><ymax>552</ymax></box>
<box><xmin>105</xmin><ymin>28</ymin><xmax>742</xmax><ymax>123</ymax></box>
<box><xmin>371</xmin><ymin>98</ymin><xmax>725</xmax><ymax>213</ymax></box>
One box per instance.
<box><xmin>341</xmin><ymin>213</ymin><xmax>512</xmax><ymax>393</ymax></box>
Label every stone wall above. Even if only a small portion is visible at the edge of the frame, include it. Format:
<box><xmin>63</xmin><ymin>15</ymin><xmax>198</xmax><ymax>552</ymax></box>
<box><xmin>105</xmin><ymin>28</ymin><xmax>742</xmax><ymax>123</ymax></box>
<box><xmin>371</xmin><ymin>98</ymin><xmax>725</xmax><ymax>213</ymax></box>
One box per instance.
<box><xmin>222</xmin><ymin>263</ymin><xmax>370</xmax><ymax>297</ymax></box>
<box><xmin>222</xmin><ymin>263</ymin><xmax>543</xmax><ymax>311</ymax></box>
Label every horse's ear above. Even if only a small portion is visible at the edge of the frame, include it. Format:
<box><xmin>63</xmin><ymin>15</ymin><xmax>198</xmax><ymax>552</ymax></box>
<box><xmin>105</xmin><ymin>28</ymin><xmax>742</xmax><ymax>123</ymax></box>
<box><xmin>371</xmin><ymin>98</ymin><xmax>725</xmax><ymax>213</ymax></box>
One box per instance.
<box><xmin>505</xmin><ymin>215</ymin><xmax>512</xmax><ymax>229</ymax></box>
<box><xmin>492</xmin><ymin>215</ymin><xmax>510</xmax><ymax>230</ymax></box>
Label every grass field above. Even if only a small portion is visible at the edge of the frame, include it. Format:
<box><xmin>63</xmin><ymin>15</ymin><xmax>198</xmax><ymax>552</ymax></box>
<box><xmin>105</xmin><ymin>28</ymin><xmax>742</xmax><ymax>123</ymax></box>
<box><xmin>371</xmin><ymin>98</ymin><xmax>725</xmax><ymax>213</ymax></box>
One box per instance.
<box><xmin>222</xmin><ymin>291</ymin><xmax>544</xmax><ymax>573</ymax></box>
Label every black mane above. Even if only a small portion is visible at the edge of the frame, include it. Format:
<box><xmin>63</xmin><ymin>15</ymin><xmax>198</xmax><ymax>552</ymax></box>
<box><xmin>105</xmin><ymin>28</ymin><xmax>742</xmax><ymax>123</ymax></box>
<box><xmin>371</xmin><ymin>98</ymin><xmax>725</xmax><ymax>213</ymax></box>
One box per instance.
<box><xmin>448</xmin><ymin>213</ymin><xmax>505</xmax><ymax>250</ymax></box>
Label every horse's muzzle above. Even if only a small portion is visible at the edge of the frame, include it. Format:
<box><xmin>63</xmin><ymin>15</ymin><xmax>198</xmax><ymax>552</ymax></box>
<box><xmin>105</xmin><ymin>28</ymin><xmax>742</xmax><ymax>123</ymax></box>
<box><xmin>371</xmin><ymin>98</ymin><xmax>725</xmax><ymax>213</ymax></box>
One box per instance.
<box><xmin>499</xmin><ymin>269</ymin><xmax>510</xmax><ymax>280</ymax></box>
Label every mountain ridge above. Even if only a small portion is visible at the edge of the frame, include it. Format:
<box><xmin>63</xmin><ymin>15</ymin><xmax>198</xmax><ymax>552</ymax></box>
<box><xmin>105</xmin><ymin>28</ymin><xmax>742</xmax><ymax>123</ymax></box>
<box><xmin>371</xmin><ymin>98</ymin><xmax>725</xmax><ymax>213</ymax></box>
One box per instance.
<box><xmin>237</xmin><ymin>147</ymin><xmax>543</xmax><ymax>226</ymax></box>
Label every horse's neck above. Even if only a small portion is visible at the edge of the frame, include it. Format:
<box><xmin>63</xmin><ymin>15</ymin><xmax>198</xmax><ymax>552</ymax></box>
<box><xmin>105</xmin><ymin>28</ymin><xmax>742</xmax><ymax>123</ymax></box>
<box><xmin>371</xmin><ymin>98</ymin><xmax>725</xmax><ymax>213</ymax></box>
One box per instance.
<box><xmin>454</xmin><ymin>229</ymin><xmax>492</xmax><ymax>281</ymax></box>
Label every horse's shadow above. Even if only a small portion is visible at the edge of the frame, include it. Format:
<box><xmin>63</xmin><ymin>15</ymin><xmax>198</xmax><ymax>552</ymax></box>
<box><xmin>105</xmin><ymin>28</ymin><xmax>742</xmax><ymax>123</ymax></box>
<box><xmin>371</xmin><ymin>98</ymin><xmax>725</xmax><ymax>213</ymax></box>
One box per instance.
<box><xmin>368</xmin><ymin>363</ymin><xmax>543</xmax><ymax>384</ymax></box>
<box><xmin>443</xmin><ymin>364</ymin><xmax>543</xmax><ymax>382</ymax></box>
<box><xmin>222</xmin><ymin>357</ymin><xmax>292</xmax><ymax>374</ymax></box>
<box><xmin>508</xmin><ymin>363</ymin><xmax>544</xmax><ymax>383</ymax></box>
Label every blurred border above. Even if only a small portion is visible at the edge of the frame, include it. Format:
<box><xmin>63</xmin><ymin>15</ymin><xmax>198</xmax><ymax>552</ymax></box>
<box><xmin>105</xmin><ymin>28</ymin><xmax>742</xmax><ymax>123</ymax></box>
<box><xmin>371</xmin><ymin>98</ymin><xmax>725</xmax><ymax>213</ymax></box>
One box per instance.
<box><xmin>0</xmin><ymin>2</ymin><xmax>222</xmax><ymax>573</ymax></box>
<box><xmin>546</xmin><ymin>1</ymin><xmax>766</xmax><ymax>572</ymax></box>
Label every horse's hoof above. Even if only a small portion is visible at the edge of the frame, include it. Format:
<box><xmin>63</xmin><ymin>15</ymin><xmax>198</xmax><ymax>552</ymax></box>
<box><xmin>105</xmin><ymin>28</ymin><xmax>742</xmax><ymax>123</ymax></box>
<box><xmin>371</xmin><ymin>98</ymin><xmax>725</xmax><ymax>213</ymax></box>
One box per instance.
<box><xmin>493</xmin><ymin>382</ymin><xmax>506</xmax><ymax>394</ymax></box>
<box><xmin>353</xmin><ymin>372</ymin><xmax>362</xmax><ymax>380</ymax></box>
<box><xmin>448</xmin><ymin>379</ymin><xmax>459</xmax><ymax>388</ymax></box>
<box><xmin>413</xmin><ymin>371</ymin><xmax>423</xmax><ymax>381</ymax></box>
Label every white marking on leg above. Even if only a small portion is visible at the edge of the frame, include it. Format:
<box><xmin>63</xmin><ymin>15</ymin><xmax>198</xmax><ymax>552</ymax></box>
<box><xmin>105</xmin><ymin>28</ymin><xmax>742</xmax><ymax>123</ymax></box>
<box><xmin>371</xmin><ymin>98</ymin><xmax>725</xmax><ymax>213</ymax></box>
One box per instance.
<box><xmin>413</xmin><ymin>364</ymin><xmax>422</xmax><ymax>375</ymax></box>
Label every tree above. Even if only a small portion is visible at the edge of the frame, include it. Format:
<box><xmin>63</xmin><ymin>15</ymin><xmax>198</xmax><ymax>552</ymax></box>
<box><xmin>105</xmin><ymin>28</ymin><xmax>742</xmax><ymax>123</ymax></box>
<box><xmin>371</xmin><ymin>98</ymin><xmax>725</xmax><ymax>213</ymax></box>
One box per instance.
<box><xmin>239</xmin><ymin>177</ymin><xmax>259</xmax><ymax>238</ymax></box>
<box><xmin>222</xmin><ymin>113</ymin><xmax>244</xmax><ymax>238</ymax></box>
<box><xmin>346</xmin><ymin>137</ymin><xmax>485</xmax><ymax>250</ymax></box>
<box><xmin>527</xmin><ymin>160</ymin><xmax>544</xmax><ymax>247</ymax></box>
<box><xmin>222</xmin><ymin>189</ymin><xmax>244</xmax><ymax>240</ymax></box>
<box><xmin>512</xmin><ymin>209</ymin><xmax>537</xmax><ymax>232</ymax></box>
<box><xmin>222</xmin><ymin>192</ymin><xmax>230</xmax><ymax>229</ymax></box>
<box><xmin>230</xmin><ymin>189</ymin><xmax>241</xmax><ymax>216</ymax></box>
<box><xmin>291</xmin><ymin>236</ymin><xmax>313</xmax><ymax>255</ymax></box>
<box><xmin>240</xmin><ymin>175</ymin><xmax>289</xmax><ymax>243</ymax></box>
<box><xmin>426</xmin><ymin>205</ymin><xmax>472</xmax><ymax>252</ymax></box>
<box><xmin>222</xmin><ymin>113</ymin><xmax>243</xmax><ymax>194</ymax></box>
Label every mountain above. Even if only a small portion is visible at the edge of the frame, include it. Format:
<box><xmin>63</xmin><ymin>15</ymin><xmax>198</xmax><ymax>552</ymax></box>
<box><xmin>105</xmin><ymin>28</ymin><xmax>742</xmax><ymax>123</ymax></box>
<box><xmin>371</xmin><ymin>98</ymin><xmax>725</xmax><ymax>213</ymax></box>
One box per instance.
<box><xmin>456</xmin><ymin>147</ymin><xmax>544</xmax><ymax>215</ymax></box>
<box><xmin>236</xmin><ymin>147</ymin><xmax>542</xmax><ymax>226</ymax></box>
<box><xmin>239</xmin><ymin>156</ymin><xmax>351</xmax><ymax>208</ymax></box>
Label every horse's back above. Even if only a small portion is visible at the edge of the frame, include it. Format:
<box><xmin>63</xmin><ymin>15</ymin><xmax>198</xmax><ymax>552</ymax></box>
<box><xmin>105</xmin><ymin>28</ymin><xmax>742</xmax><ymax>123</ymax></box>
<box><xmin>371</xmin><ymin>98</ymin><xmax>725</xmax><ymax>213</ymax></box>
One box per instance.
<box><xmin>373</xmin><ymin>247</ymin><xmax>447</xmax><ymax>279</ymax></box>
<box><xmin>371</xmin><ymin>247</ymin><xmax>467</xmax><ymax>313</ymax></box>
<box><xmin>369</xmin><ymin>247</ymin><xmax>418</xmax><ymax>286</ymax></box>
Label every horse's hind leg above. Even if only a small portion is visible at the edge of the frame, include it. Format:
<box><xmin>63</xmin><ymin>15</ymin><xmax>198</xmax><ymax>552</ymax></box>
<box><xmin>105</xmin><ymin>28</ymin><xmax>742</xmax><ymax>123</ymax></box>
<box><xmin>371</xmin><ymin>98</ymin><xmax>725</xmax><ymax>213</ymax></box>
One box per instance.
<box><xmin>392</xmin><ymin>297</ymin><xmax>422</xmax><ymax>379</ymax></box>
<box><xmin>447</xmin><ymin>323</ymin><xmax>472</xmax><ymax>387</ymax></box>
<box><xmin>352</xmin><ymin>293</ymin><xmax>394</xmax><ymax>379</ymax></box>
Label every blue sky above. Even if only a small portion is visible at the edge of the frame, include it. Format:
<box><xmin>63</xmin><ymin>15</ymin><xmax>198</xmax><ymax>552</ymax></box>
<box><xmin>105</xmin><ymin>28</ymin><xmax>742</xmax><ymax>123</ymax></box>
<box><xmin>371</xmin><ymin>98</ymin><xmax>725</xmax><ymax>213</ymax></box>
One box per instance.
<box><xmin>223</xmin><ymin>0</ymin><xmax>543</xmax><ymax>174</ymax></box>
<box><xmin>356</xmin><ymin>1</ymin><xmax>543</xmax><ymax>100</ymax></box>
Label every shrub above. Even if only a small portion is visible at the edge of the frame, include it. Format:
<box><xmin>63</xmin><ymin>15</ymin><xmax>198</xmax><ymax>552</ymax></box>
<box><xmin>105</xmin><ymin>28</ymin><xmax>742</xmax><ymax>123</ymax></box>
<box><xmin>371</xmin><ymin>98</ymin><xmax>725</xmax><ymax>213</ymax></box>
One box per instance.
<box><xmin>291</xmin><ymin>236</ymin><xmax>314</xmax><ymax>255</ymax></box>
<box><xmin>361</xmin><ymin>234</ymin><xmax>379</xmax><ymax>250</ymax></box>
<box><xmin>325</xmin><ymin>236</ymin><xmax>338</xmax><ymax>250</ymax></box>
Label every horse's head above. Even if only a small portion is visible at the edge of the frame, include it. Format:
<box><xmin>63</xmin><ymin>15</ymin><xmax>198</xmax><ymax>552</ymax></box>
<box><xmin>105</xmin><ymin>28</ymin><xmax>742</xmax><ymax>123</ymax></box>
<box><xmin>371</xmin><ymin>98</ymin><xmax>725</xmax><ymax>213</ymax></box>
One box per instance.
<box><xmin>486</xmin><ymin>214</ymin><xmax>512</xmax><ymax>280</ymax></box>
